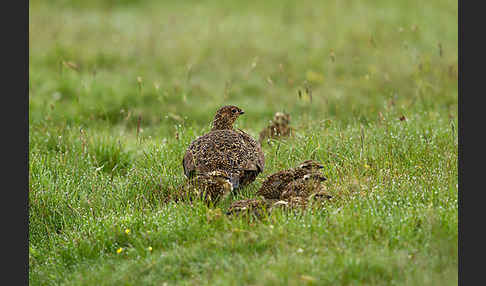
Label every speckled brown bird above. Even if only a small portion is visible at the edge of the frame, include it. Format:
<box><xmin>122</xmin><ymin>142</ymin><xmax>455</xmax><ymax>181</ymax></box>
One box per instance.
<box><xmin>259</xmin><ymin>112</ymin><xmax>292</xmax><ymax>143</ymax></box>
<box><xmin>176</xmin><ymin>170</ymin><xmax>233</xmax><ymax>204</ymax></box>
<box><xmin>225</xmin><ymin>198</ymin><xmax>269</xmax><ymax>217</ymax></box>
<box><xmin>280</xmin><ymin>173</ymin><xmax>327</xmax><ymax>200</ymax></box>
<box><xmin>183</xmin><ymin>105</ymin><xmax>265</xmax><ymax>190</ymax></box>
<box><xmin>271</xmin><ymin>191</ymin><xmax>332</xmax><ymax>211</ymax></box>
<box><xmin>256</xmin><ymin>160</ymin><xmax>325</xmax><ymax>199</ymax></box>
<box><xmin>270</xmin><ymin>196</ymin><xmax>308</xmax><ymax>209</ymax></box>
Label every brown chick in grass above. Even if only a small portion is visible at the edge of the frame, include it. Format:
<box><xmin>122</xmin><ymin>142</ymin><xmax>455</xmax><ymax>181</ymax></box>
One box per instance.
<box><xmin>256</xmin><ymin>160</ymin><xmax>325</xmax><ymax>199</ymax></box>
<box><xmin>176</xmin><ymin>170</ymin><xmax>233</xmax><ymax>204</ymax></box>
<box><xmin>225</xmin><ymin>198</ymin><xmax>270</xmax><ymax>217</ymax></box>
<box><xmin>259</xmin><ymin>112</ymin><xmax>292</xmax><ymax>143</ymax></box>
<box><xmin>280</xmin><ymin>173</ymin><xmax>328</xmax><ymax>200</ymax></box>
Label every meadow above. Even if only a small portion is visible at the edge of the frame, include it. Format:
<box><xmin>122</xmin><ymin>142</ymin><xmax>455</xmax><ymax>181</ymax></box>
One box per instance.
<box><xmin>29</xmin><ymin>0</ymin><xmax>458</xmax><ymax>284</ymax></box>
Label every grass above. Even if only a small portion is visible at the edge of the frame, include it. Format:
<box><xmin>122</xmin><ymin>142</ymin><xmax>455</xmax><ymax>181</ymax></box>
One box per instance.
<box><xmin>29</xmin><ymin>0</ymin><xmax>458</xmax><ymax>285</ymax></box>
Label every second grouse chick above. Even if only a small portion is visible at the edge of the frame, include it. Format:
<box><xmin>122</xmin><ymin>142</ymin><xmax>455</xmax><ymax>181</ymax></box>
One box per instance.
<box><xmin>270</xmin><ymin>196</ymin><xmax>309</xmax><ymax>210</ymax></box>
<box><xmin>280</xmin><ymin>173</ymin><xmax>328</xmax><ymax>200</ymax></box>
<box><xmin>225</xmin><ymin>198</ymin><xmax>269</xmax><ymax>217</ymax></box>
<box><xmin>177</xmin><ymin>170</ymin><xmax>233</xmax><ymax>204</ymax></box>
<box><xmin>259</xmin><ymin>112</ymin><xmax>292</xmax><ymax>143</ymax></box>
<box><xmin>182</xmin><ymin>105</ymin><xmax>265</xmax><ymax>191</ymax></box>
<box><xmin>256</xmin><ymin>160</ymin><xmax>325</xmax><ymax>200</ymax></box>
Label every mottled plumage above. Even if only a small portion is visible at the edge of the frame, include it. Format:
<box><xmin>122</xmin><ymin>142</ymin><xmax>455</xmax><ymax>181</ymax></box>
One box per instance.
<box><xmin>256</xmin><ymin>160</ymin><xmax>324</xmax><ymax>199</ymax></box>
<box><xmin>183</xmin><ymin>106</ymin><xmax>265</xmax><ymax>190</ymax></box>
<box><xmin>281</xmin><ymin>173</ymin><xmax>327</xmax><ymax>200</ymax></box>
<box><xmin>225</xmin><ymin>198</ymin><xmax>269</xmax><ymax>217</ymax></box>
<box><xmin>176</xmin><ymin>170</ymin><xmax>233</xmax><ymax>204</ymax></box>
<box><xmin>259</xmin><ymin>112</ymin><xmax>292</xmax><ymax>143</ymax></box>
<box><xmin>272</xmin><ymin>196</ymin><xmax>308</xmax><ymax>209</ymax></box>
<box><xmin>270</xmin><ymin>192</ymin><xmax>332</xmax><ymax>211</ymax></box>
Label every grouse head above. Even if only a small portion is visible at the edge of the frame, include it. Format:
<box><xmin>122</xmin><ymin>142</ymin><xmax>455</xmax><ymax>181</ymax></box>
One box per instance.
<box><xmin>303</xmin><ymin>173</ymin><xmax>327</xmax><ymax>182</ymax></box>
<box><xmin>206</xmin><ymin>170</ymin><xmax>234</xmax><ymax>193</ymax></box>
<box><xmin>211</xmin><ymin>105</ymin><xmax>245</xmax><ymax>130</ymax></box>
<box><xmin>273</xmin><ymin>112</ymin><xmax>291</xmax><ymax>125</ymax></box>
<box><xmin>297</xmin><ymin>160</ymin><xmax>325</xmax><ymax>172</ymax></box>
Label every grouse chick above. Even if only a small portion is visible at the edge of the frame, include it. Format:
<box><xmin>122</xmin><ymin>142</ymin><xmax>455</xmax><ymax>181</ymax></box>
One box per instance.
<box><xmin>280</xmin><ymin>173</ymin><xmax>327</xmax><ymax>200</ymax></box>
<box><xmin>259</xmin><ymin>112</ymin><xmax>292</xmax><ymax>143</ymax></box>
<box><xmin>270</xmin><ymin>196</ymin><xmax>309</xmax><ymax>210</ymax></box>
<box><xmin>271</xmin><ymin>192</ymin><xmax>332</xmax><ymax>211</ymax></box>
<box><xmin>225</xmin><ymin>198</ymin><xmax>269</xmax><ymax>217</ymax></box>
<box><xmin>182</xmin><ymin>105</ymin><xmax>265</xmax><ymax>190</ymax></box>
<box><xmin>256</xmin><ymin>160</ymin><xmax>324</xmax><ymax>199</ymax></box>
<box><xmin>176</xmin><ymin>170</ymin><xmax>233</xmax><ymax>204</ymax></box>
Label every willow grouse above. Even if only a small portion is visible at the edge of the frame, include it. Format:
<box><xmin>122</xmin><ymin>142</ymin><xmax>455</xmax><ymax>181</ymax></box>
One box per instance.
<box><xmin>176</xmin><ymin>170</ymin><xmax>233</xmax><ymax>204</ymax></box>
<box><xmin>280</xmin><ymin>173</ymin><xmax>328</xmax><ymax>200</ymax></box>
<box><xmin>259</xmin><ymin>112</ymin><xmax>292</xmax><ymax>143</ymax></box>
<box><xmin>256</xmin><ymin>160</ymin><xmax>325</xmax><ymax>199</ymax></box>
<box><xmin>182</xmin><ymin>105</ymin><xmax>265</xmax><ymax>190</ymax></box>
<box><xmin>225</xmin><ymin>198</ymin><xmax>269</xmax><ymax>217</ymax></box>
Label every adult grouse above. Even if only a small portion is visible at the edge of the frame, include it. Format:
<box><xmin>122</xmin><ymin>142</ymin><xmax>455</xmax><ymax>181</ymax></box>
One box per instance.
<box><xmin>183</xmin><ymin>105</ymin><xmax>265</xmax><ymax>190</ymax></box>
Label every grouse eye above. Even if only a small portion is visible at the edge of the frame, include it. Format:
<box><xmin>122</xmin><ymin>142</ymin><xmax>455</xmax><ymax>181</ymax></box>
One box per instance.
<box><xmin>231</xmin><ymin>109</ymin><xmax>237</xmax><ymax>114</ymax></box>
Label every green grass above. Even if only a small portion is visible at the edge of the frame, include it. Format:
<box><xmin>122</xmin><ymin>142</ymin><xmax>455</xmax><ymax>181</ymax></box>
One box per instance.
<box><xmin>29</xmin><ymin>0</ymin><xmax>458</xmax><ymax>285</ymax></box>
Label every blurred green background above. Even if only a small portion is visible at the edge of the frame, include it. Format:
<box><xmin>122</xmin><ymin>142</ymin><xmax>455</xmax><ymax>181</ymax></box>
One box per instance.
<box><xmin>29</xmin><ymin>0</ymin><xmax>457</xmax><ymax>132</ymax></box>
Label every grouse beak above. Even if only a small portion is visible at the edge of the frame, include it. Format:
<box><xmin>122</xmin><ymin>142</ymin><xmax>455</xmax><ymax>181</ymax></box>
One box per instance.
<box><xmin>239</xmin><ymin>110</ymin><xmax>245</xmax><ymax>115</ymax></box>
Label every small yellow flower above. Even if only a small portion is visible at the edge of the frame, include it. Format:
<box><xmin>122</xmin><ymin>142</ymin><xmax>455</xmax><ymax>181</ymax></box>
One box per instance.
<box><xmin>364</xmin><ymin>164</ymin><xmax>370</xmax><ymax>169</ymax></box>
<box><xmin>116</xmin><ymin>247</ymin><xmax>123</xmax><ymax>254</ymax></box>
<box><xmin>148</xmin><ymin>246</ymin><xmax>153</xmax><ymax>251</ymax></box>
<box><xmin>125</xmin><ymin>229</ymin><xmax>130</xmax><ymax>234</ymax></box>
